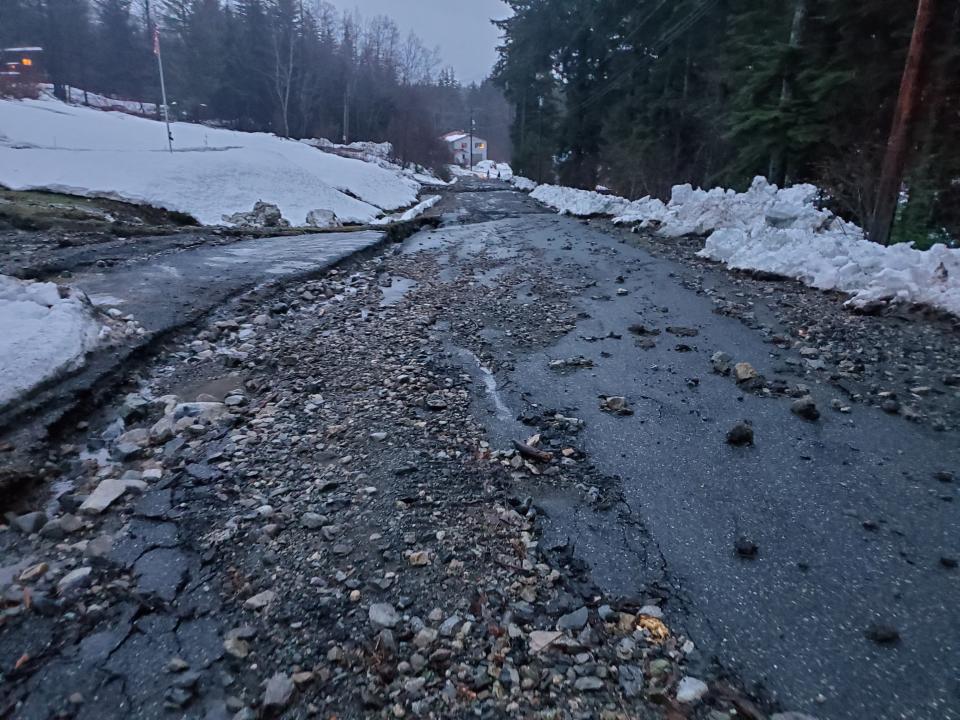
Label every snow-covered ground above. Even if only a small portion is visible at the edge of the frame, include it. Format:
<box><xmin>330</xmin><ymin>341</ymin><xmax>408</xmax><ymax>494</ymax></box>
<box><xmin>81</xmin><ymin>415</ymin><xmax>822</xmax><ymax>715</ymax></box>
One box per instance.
<box><xmin>0</xmin><ymin>96</ymin><xmax>425</xmax><ymax>226</ymax></box>
<box><xmin>529</xmin><ymin>177</ymin><xmax>960</xmax><ymax>317</ymax></box>
<box><xmin>0</xmin><ymin>275</ymin><xmax>105</xmax><ymax>410</ymax></box>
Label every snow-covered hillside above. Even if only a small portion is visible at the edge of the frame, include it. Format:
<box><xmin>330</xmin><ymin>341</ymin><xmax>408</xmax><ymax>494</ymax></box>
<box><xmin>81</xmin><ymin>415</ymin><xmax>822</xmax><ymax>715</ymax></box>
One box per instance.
<box><xmin>0</xmin><ymin>96</ymin><xmax>424</xmax><ymax>226</ymax></box>
<box><xmin>530</xmin><ymin>177</ymin><xmax>960</xmax><ymax>317</ymax></box>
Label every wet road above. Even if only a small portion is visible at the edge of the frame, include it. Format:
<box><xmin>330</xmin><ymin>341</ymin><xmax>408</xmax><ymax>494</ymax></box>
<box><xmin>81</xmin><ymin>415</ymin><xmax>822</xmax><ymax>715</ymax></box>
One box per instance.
<box><xmin>418</xmin><ymin>185</ymin><xmax>960</xmax><ymax>719</ymax></box>
<box><xmin>71</xmin><ymin>230</ymin><xmax>384</xmax><ymax>333</ymax></box>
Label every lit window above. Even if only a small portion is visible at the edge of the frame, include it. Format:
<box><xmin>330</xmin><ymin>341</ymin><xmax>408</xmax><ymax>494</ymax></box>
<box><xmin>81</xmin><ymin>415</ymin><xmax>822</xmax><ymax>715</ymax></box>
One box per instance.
<box><xmin>21</xmin><ymin>58</ymin><xmax>33</xmax><ymax>66</ymax></box>
<box><xmin>476</xmin><ymin>143</ymin><xmax>485</xmax><ymax>149</ymax></box>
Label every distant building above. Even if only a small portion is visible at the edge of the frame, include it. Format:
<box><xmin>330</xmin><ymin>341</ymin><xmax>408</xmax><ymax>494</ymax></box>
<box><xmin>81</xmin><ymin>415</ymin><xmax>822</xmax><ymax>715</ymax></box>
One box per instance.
<box><xmin>1</xmin><ymin>47</ymin><xmax>44</xmax><ymax>81</ymax></box>
<box><xmin>442</xmin><ymin>131</ymin><xmax>488</xmax><ymax>167</ymax></box>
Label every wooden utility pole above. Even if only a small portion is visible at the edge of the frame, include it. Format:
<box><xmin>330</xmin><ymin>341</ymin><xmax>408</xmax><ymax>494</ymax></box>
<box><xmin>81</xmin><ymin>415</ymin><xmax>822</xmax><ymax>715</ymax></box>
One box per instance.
<box><xmin>869</xmin><ymin>0</ymin><xmax>936</xmax><ymax>245</ymax></box>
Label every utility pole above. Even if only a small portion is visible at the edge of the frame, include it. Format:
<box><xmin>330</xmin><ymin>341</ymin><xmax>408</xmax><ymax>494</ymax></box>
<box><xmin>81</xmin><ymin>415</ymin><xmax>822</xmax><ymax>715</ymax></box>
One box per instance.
<box><xmin>468</xmin><ymin>109</ymin><xmax>474</xmax><ymax>169</ymax></box>
<box><xmin>869</xmin><ymin>0</ymin><xmax>936</xmax><ymax>246</ymax></box>
<box><xmin>153</xmin><ymin>27</ymin><xmax>173</xmax><ymax>153</ymax></box>
<box><xmin>537</xmin><ymin>96</ymin><xmax>544</xmax><ymax>184</ymax></box>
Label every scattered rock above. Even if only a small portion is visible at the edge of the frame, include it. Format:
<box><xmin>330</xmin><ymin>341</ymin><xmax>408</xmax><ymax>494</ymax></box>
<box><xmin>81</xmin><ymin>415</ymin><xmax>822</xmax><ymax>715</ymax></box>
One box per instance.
<box><xmin>223</xmin><ymin>201</ymin><xmax>290</xmax><ymax>228</ymax></box>
<box><xmin>425</xmin><ymin>394</ymin><xmax>447</xmax><ymax>410</ymax></box>
<box><xmin>734</xmin><ymin>362</ymin><xmax>759</xmax><ymax>383</ymax></box>
<box><xmin>243</xmin><ymin>590</ymin><xmax>276</xmax><ymax>610</ymax></box>
<box><xmin>600</xmin><ymin>396</ymin><xmax>632</xmax><ymax>415</ymax></box>
<box><xmin>57</xmin><ymin>567</ymin><xmax>92</xmax><ymax>595</ymax></box>
<box><xmin>10</xmin><ymin>511</ymin><xmax>46</xmax><ymax>534</ymax></box>
<box><xmin>305</xmin><ymin>209</ymin><xmax>341</xmax><ymax>228</ymax></box>
<box><xmin>556</xmin><ymin>606</ymin><xmax>589</xmax><ymax>632</ymax></box>
<box><xmin>574</xmin><ymin>676</ymin><xmax>604</xmax><ymax>691</ymax></box>
<box><xmin>262</xmin><ymin>673</ymin><xmax>295</xmax><ymax>711</ymax></box>
<box><xmin>528</xmin><ymin>630</ymin><xmax>562</xmax><ymax>654</ymax></box>
<box><xmin>735</xmin><ymin>538</ymin><xmax>759</xmax><ymax>558</ymax></box>
<box><xmin>80</xmin><ymin>477</ymin><xmax>147</xmax><ymax>514</ymax></box>
<box><xmin>726</xmin><ymin>422</ymin><xmax>754</xmax><ymax>446</ymax></box>
<box><xmin>676</xmin><ymin>676</ymin><xmax>709</xmax><ymax>703</ymax></box>
<box><xmin>864</xmin><ymin>623</ymin><xmax>900</xmax><ymax>645</ymax></box>
<box><xmin>369</xmin><ymin>603</ymin><xmax>400</xmax><ymax>628</ymax></box>
<box><xmin>791</xmin><ymin>396</ymin><xmax>820</xmax><ymax>421</ymax></box>
<box><xmin>711</xmin><ymin>351</ymin><xmax>732</xmax><ymax>375</ymax></box>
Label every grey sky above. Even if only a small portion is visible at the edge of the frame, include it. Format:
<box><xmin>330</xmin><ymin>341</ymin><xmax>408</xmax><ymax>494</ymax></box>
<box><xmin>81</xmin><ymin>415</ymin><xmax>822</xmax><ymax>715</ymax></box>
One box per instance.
<box><xmin>326</xmin><ymin>0</ymin><xmax>510</xmax><ymax>83</ymax></box>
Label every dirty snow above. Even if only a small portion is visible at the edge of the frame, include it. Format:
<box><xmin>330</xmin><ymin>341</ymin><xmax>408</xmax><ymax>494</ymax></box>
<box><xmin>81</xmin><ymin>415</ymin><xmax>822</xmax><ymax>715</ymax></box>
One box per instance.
<box><xmin>0</xmin><ymin>96</ymin><xmax>422</xmax><ymax>226</ymax></box>
<box><xmin>0</xmin><ymin>275</ymin><xmax>104</xmax><ymax>410</ymax></box>
<box><xmin>529</xmin><ymin>176</ymin><xmax>960</xmax><ymax>317</ymax></box>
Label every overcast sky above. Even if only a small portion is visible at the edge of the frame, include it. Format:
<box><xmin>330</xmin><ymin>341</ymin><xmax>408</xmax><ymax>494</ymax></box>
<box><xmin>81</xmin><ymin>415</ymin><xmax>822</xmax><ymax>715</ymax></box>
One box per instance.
<box><xmin>326</xmin><ymin>0</ymin><xmax>510</xmax><ymax>83</ymax></box>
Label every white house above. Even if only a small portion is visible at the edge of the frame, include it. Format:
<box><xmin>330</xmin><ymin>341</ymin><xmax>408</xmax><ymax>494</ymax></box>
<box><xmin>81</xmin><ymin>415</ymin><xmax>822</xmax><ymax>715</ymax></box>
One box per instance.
<box><xmin>442</xmin><ymin>131</ymin><xmax>488</xmax><ymax>167</ymax></box>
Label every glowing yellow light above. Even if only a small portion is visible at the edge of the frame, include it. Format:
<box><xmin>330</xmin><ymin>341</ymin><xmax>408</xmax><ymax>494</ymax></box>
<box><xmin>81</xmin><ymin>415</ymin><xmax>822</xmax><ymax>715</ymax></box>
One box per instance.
<box><xmin>21</xmin><ymin>58</ymin><xmax>33</xmax><ymax>66</ymax></box>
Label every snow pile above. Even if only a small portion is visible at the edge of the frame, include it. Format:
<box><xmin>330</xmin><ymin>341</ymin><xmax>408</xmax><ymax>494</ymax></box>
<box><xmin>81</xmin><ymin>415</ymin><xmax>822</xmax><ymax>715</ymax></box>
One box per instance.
<box><xmin>0</xmin><ymin>275</ymin><xmax>105</xmax><ymax>410</ymax></box>
<box><xmin>511</xmin><ymin>176</ymin><xmax>537</xmax><ymax>192</ymax></box>
<box><xmin>616</xmin><ymin>176</ymin><xmax>960</xmax><ymax>314</ymax></box>
<box><xmin>531</xmin><ymin>184</ymin><xmax>631</xmax><ymax>217</ymax></box>
<box><xmin>0</xmin><ymin>96</ymin><xmax>424</xmax><ymax>226</ymax></box>
<box><xmin>370</xmin><ymin>195</ymin><xmax>441</xmax><ymax>225</ymax></box>
<box><xmin>701</xmin><ymin>218</ymin><xmax>960</xmax><ymax>315</ymax></box>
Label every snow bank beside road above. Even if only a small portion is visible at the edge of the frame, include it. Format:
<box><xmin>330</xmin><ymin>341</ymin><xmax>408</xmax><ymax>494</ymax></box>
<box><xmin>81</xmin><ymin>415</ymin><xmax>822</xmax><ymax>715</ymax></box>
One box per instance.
<box><xmin>0</xmin><ymin>275</ymin><xmax>104</xmax><ymax>410</ymax></box>
<box><xmin>0</xmin><ymin>96</ymin><xmax>421</xmax><ymax>226</ymax></box>
<box><xmin>702</xmin><ymin>223</ymin><xmax>960</xmax><ymax>314</ymax></box>
<box><xmin>528</xmin><ymin>176</ymin><xmax>960</xmax><ymax>317</ymax></box>
<box><xmin>510</xmin><ymin>176</ymin><xmax>537</xmax><ymax>192</ymax></box>
<box><xmin>531</xmin><ymin>184</ymin><xmax>631</xmax><ymax>217</ymax></box>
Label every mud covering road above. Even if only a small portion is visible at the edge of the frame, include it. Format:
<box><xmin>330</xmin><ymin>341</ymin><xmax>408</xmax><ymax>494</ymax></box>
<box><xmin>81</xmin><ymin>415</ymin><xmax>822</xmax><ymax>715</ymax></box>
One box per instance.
<box><xmin>0</xmin><ymin>178</ymin><xmax>957</xmax><ymax>720</ymax></box>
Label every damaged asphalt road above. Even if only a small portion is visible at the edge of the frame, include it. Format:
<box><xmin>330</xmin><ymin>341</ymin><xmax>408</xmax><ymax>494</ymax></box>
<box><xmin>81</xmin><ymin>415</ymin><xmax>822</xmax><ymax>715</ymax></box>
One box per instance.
<box><xmin>0</xmin><ymin>180</ymin><xmax>958</xmax><ymax>720</ymax></box>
